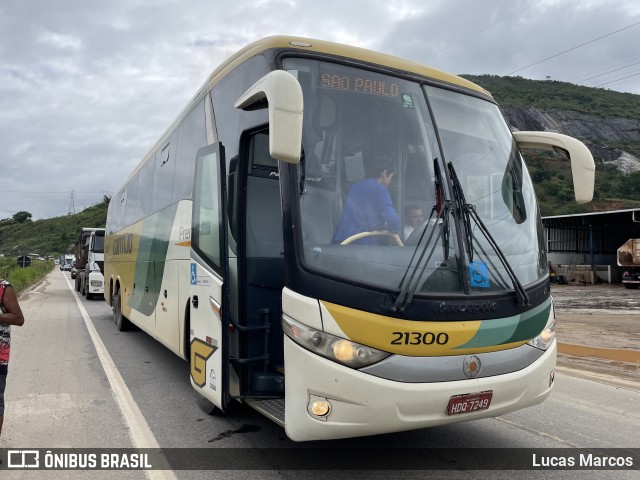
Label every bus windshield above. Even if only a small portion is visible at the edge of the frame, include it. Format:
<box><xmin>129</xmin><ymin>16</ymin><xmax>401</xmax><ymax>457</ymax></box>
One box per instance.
<box><xmin>284</xmin><ymin>58</ymin><xmax>546</xmax><ymax>297</ymax></box>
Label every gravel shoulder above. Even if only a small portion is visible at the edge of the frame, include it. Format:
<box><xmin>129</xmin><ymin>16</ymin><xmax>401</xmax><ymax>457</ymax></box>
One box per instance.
<box><xmin>551</xmin><ymin>284</ymin><xmax>640</xmax><ymax>384</ymax></box>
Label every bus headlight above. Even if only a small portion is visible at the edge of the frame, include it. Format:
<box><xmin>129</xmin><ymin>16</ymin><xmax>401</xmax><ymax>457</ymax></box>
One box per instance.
<box><xmin>282</xmin><ymin>315</ymin><xmax>390</xmax><ymax>368</ymax></box>
<box><xmin>527</xmin><ymin>317</ymin><xmax>556</xmax><ymax>351</ymax></box>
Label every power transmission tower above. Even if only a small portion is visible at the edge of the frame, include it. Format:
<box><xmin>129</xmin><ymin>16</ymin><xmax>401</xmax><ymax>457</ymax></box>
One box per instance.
<box><xmin>68</xmin><ymin>190</ymin><xmax>76</xmax><ymax>215</ymax></box>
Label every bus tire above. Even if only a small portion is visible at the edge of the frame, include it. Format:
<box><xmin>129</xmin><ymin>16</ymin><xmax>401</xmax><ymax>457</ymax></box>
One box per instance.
<box><xmin>113</xmin><ymin>291</ymin><xmax>131</xmax><ymax>331</ymax></box>
<box><xmin>196</xmin><ymin>394</ymin><xmax>219</xmax><ymax>415</ymax></box>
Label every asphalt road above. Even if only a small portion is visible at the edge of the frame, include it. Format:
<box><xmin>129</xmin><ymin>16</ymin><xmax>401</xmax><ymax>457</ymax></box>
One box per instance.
<box><xmin>1</xmin><ymin>271</ymin><xmax>638</xmax><ymax>479</ymax></box>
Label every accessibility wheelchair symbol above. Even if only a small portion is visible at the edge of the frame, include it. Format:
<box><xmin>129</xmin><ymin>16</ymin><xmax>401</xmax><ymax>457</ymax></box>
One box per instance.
<box><xmin>469</xmin><ymin>261</ymin><xmax>490</xmax><ymax>288</ymax></box>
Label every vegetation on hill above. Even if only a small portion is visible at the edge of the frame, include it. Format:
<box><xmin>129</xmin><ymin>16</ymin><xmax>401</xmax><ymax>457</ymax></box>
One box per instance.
<box><xmin>461</xmin><ymin>75</ymin><xmax>640</xmax><ymax>216</ymax></box>
<box><xmin>526</xmin><ymin>154</ymin><xmax>640</xmax><ymax>216</ymax></box>
<box><xmin>461</xmin><ymin>74</ymin><xmax>640</xmax><ymax>121</ymax></box>
<box><xmin>0</xmin><ymin>196</ymin><xmax>109</xmax><ymax>257</ymax></box>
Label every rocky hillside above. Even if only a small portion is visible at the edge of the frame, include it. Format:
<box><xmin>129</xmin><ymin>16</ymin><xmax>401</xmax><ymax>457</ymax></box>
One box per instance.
<box><xmin>462</xmin><ymin>75</ymin><xmax>640</xmax><ymax>215</ymax></box>
<box><xmin>502</xmin><ymin>105</ymin><xmax>640</xmax><ymax>174</ymax></box>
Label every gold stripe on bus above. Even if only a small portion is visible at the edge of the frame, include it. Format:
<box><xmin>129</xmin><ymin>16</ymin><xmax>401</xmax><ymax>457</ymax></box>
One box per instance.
<box><xmin>321</xmin><ymin>301</ymin><xmax>527</xmax><ymax>356</ymax></box>
<box><xmin>175</xmin><ymin>241</ymin><xmax>191</xmax><ymax>247</ymax></box>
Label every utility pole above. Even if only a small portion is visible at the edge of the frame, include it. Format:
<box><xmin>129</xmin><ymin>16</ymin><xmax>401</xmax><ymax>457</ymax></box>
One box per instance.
<box><xmin>68</xmin><ymin>190</ymin><xmax>76</xmax><ymax>215</ymax></box>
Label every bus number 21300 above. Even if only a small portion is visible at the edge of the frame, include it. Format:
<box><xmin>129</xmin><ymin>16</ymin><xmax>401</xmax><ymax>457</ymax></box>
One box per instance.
<box><xmin>391</xmin><ymin>331</ymin><xmax>449</xmax><ymax>346</ymax></box>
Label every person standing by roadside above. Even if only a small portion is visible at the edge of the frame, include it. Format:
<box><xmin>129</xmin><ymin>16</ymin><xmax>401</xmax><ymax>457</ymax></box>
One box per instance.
<box><xmin>0</xmin><ymin>279</ymin><xmax>25</xmax><ymax>437</ymax></box>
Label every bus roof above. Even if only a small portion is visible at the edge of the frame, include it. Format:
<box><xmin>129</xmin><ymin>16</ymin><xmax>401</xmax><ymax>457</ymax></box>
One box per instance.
<box><xmin>205</xmin><ymin>36</ymin><xmax>490</xmax><ymax>96</ymax></box>
<box><xmin>114</xmin><ymin>36</ymin><xmax>491</xmax><ymax>197</ymax></box>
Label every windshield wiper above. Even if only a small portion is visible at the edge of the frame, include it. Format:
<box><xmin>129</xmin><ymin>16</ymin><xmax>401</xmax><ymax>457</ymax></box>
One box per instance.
<box><xmin>393</xmin><ymin>160</ymin><xmax>450</xmax><ymax>313</ymax></box>
<box><xmin>447</xmin><ymin>162</ymin><xmax>530</xmax><ymax>307</ymax></box>
<box><xmin>392</xmin><ymin>202</ymin><xmax>449</xmax><ymax>312</ymax></box>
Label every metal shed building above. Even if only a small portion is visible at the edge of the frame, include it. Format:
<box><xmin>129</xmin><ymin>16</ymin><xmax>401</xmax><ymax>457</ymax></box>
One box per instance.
<box><xmin>542</xmin><ymin>208</ymin><xmax>640</xmax><ymax>283</ymax></box>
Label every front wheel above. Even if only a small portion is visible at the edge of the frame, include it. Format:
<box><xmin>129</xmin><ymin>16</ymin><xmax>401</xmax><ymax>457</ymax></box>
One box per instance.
<box><xmin>113</xmin><ymin>291</ymin><xmax>131</xmax><ymax>331</ymax></box>
<box><xmin>623</xmin><ymin>283</ymin><xmax>640</xmax><ymax>289</ymax></box>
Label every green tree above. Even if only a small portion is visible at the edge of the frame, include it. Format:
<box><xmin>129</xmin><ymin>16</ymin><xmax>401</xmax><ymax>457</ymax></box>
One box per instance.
<box><xmin>12</xmin><ymin>211</ymin><xmax>32</xmax><ymax>223</ymax></box>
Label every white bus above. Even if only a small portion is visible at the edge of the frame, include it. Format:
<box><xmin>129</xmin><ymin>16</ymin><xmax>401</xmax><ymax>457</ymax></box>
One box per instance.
<box><xmin>104</xmin><ymin>36</ymin><xmax>595</xmax><ymax>441</ymax></box>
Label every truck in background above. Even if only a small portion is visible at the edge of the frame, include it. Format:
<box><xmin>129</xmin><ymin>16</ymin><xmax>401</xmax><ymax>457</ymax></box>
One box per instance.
<box><xmin>74</xmin><ymin>228</ymin><xmax>105</xmax><ymax>299</ymax></box>
<box><xmin>617</xmin><ymin>238</ymin><xmax>640</xmax><ymax>289</ymax></box>
<box><xmin>59</xmin><ymin>253</ymin><xmax>75</xmax><ymax>271</ymax></box>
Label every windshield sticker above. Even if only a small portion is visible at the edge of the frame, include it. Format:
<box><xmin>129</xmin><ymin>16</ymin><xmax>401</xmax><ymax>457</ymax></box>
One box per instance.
<box><xmin>401</xmin><ymin>93</ymin><xmax>415</xmax><ymax>109</ymax></box>
<box><xmin>469</xmin><ymin>261</ymin><xmax>490</xmax><ymax>288</ymax></box>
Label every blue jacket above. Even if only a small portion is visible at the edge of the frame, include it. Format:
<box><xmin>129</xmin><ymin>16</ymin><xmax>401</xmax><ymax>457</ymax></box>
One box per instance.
<box><xmin>332</xmin><ymin>178</ymin><xmax>400</xmax><ymax>244</ymax></box>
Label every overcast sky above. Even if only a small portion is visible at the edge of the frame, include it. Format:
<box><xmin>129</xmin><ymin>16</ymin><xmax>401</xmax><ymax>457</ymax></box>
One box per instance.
<box><xmin>2</xmin><ymin>0</ymin><xmax>639</xmax><ymax>220</ymax></box>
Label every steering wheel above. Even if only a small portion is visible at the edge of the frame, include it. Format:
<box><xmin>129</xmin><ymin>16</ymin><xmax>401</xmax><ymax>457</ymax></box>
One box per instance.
<box><xmin>340</xmin><ymin>230</ymin><xmax>404</xmax><ymax>246</ymax></box>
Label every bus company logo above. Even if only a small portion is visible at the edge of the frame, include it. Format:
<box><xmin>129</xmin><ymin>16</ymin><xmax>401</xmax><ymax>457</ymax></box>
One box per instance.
<box><xmin>463</xmin><ymin>355</ymin><xmax>482</xmax><ymax>378</ymax></box>
<box><xmin>112</xmin><ymin>233</ymin><xmax>133</xmax><ymax>256</ymax></box>
<box><xmin>435</xmin><ymin>301</ymin><xmax>497</xmax><ymax>315</ymax></box>
<box><xmin>190</xmin><ymin>338</ymin><xmax>217</xmax><ymax>388</ymax></box>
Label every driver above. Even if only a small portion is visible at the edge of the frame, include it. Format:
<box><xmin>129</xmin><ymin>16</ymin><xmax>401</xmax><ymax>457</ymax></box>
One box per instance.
<box><xmin>332</xmin><ymin>157</ymin><xmax>400</xmax><ymax>245</ymax></box>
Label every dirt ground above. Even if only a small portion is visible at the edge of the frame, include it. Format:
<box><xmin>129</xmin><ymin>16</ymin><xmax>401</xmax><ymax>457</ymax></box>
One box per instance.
<box><xmin>551</xmin><ymin>283</ymin><xmax>640</xmax><ymax>383</ymax></box>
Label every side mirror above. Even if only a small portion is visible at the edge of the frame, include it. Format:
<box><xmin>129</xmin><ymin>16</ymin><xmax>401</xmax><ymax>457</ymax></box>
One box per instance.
<box><xmin>512</xmin><ymin>131</ymin><xmax>595</xmax><ymax>203</ymax></box>
<box><xmin>234</xmin><ymin>70</ymin><xmax>303</xmax><ymax>164</ymax></box>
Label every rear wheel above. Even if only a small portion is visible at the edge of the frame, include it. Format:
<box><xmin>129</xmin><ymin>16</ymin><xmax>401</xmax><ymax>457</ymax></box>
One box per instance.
<box><xmin>113</xmin><ymin>291</ymin><xmax>131</xmax><ymax>331</ymax></box>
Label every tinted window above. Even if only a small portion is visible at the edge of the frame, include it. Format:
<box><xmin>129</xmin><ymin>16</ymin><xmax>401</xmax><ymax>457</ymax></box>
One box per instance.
<box><xmin>173</xmin><ymin>99</ymin><xmax>207</xmax><ymax>202</ymax></box>
<box><xmin>245</xmin><ymin>131</ymin><xmax>282</xmax><ymax>258</ymax></box>
<box><xmin>124</xmin><ymin>170</ymin><xmax>140</xmax><ymax>226</ymax></box>
<box><xmin>138</xmin><ymin>156</ymin><xmax>155</xmax><ymax>218</ymax></box>
<box><xmin>108</xmin><ymin>189</ymin><xmax>126</xmax><ymax>233</ymax></box>
<box><xmin>151</xmin><ymin>133</ymin><xmax>177</xmax><ymax>212</ymax></box>
<box><xmin>211</xmin><ymin>55</ymin><xmax>269</xmax><ymax>164</ymax></box>
<box><xmin>192</xmin><ymin>145</ymin><xmax>223</xmax><ymax>270</ymax></box>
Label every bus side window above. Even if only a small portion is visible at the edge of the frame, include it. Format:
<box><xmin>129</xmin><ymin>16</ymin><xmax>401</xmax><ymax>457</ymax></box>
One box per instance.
<box><xmin>192</xmin><ymin>146</ymin><xmax>223</xmax><ymax>270</ymax></box>
<box><xmin>151</xmin><ymin>132</ymin><xmax>177</xmax><ymax>212</ymax></box>
<box><xmin>173</xmin><ymin>99</ymin><xmax>207</xmax><ymax>203</ymax></box>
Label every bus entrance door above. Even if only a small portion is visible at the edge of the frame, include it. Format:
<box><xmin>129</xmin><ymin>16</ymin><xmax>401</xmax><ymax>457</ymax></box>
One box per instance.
<box><xmin>189</xmin><ymin>143</ymin><xmax>229</xmax><ymax>411</ymax></box>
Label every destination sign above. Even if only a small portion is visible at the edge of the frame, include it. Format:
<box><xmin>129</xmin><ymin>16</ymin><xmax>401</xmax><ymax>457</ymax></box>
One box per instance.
<box><xmin>319</xmin><ymin>72</ymin><xmax>400</xmax><ymax>97</ymax></box>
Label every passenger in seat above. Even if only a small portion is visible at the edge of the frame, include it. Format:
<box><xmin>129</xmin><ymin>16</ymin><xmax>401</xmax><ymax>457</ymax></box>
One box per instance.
<box><xmin>332</xmin><ymin>157</ymin><xmax>400</xmax><ymax>245</ymax></box>
<box><xmin>403</xmin><ymin>205</ymin><xmax>424</xmax><ymax>241</ymax></box>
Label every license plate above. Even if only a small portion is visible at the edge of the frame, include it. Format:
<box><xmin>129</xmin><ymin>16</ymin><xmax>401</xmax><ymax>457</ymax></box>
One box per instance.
<box><xmin>447</xmin><ymin>391</ymin><xmax>493</xmax><ymax>415</ymax></box>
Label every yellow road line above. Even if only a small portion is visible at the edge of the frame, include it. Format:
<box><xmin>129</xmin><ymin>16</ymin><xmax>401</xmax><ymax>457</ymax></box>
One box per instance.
<box><xmin>558</xmin><ymin>343</ymin><xmax>640</xmax><ymax>363</ymax></box>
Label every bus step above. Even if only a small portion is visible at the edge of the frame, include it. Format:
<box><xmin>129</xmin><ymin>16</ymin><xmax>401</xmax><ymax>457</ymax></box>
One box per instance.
<box><xmin>245</xmin><ymin>398</ymin><xmax>285</xmax><ymax>427</ymax></box>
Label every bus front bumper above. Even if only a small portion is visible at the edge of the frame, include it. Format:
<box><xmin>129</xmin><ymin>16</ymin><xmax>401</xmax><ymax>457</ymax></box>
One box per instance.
<box><xmin>283</xmin><ymin>336</ymin><xmax>556</xmax><ymax>441</ymax></box>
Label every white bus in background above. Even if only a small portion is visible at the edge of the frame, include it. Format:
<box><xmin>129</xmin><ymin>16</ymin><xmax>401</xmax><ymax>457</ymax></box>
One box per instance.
<box><xmin>104</xmin><ymin>36</ymin><xmax>594</xmax><ymax>441</ymax></box>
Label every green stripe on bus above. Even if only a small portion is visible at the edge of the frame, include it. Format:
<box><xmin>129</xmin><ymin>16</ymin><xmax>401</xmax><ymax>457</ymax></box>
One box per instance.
<box><xmin>128</xmin><ymin>204</ymin><xmax>178</xmax><ymax>315</ymax></box>
<box><xmin>454</xmin><ymin>299</ymin><xmax>551</xmax><ymax>349</ymax></box>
